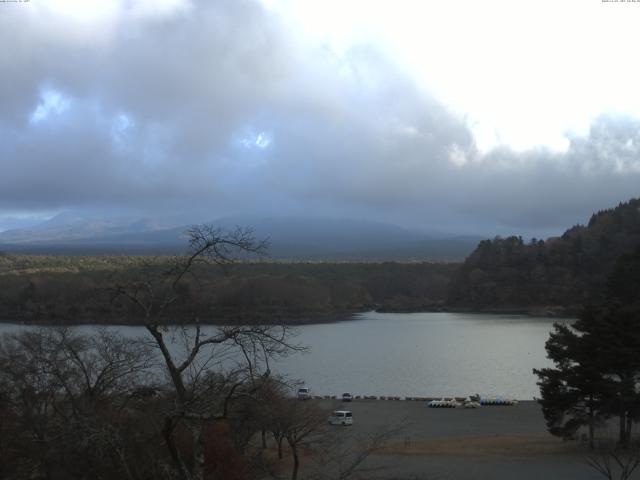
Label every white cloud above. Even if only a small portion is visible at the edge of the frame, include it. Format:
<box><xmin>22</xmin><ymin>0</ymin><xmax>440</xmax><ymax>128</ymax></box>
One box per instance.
<box><xmin>30</xmin><ymin>89</ymin><xmax>71</xmax><ymax>124</ymax></box>
<box><xmin>448</xmin><ymin>144</ymin><xmax>468</xmax><ymax>167</ymax></box>
<box><xmin>1</xmin><ymin>0</ymin><xmax>640</xmax><ymax>236</ymax></box>
<box><xmin>261</xmin><ymin>0</ymin><xmax>640</xmax><ymax>152</ymax></box>
<box><xmin>240</xmin><ymin>131</ymin><xmax>272</xmax><ymax>149</ymax></box>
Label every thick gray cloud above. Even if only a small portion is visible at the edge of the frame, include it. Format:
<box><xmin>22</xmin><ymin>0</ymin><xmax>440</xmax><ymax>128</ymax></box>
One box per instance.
<box><xmin>1</xmin><ymin>0</ymin><xmax>639</xmax><ymax>237</ymax></box>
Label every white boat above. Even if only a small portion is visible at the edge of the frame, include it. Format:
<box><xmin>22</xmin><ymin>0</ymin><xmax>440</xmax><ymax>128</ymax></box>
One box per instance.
<box><xmin>427</xmin><ymin>398</ymin><xmax>460</xmax><ymax>408</ymax></box>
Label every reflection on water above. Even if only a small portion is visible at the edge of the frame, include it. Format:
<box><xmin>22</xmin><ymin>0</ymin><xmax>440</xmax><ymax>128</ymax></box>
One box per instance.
<box><xmin>0</xmin><ymin>311</ymin><xmax>571</xmax><ymax>399</ymax></box>
<box><xmin>275</xmin><ymin>312</ymin><xmax>571</xmax><ymax>399</ymax></box>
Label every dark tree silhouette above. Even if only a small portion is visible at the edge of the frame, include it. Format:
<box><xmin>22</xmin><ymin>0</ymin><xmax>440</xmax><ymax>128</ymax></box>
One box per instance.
<box><xmin>110</xmin><ymin>225</ymin><xmax>302</xmax><ymax>480</ymax></box>
<box><xmin>535</xmin><ymin>247</ymin><xmax>640</xmax><ymax>447</ymax></box>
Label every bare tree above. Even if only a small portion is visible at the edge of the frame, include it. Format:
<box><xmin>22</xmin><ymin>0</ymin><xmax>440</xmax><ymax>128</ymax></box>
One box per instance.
<box><xmin>311</xmin><ymin>421</ymin><xmax>407</xmax><ymax>480</ymax></box>
<box><xmin>258</xmin><ymin>378</ymin><xmax>293</xmax><ymax>459</ymax></box>
<box><xmin>278</xmin><ymin>399</ymin><xmax>329</xmax><ymax>480</ymax></box>
<box><xmin>0</xmin><ymin>328</ymin><xmax>157</xmax><ymax>480</ymax></box>
<box><xmin>110</xmin><ymin>225</ymin><xmax>302</xmax><ymax>480</ymax></box>
<box><xmin>586</xmin><ymin>442</ymin><xmax>640</xmax><ymax>480</ymax></box>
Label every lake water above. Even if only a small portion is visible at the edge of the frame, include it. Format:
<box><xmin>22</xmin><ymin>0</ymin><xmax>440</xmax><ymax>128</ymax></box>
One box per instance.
<box><xmin>0</xmin><ymin>311</ymin><xmax>569</xmax><ymax>399</ymax></box>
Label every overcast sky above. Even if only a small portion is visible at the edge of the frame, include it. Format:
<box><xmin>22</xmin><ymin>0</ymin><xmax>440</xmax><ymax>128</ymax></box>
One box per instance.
<box><xmin>1</xmin><ymin>0</ymin><xmax>640</xmax><ymax>237</ymax></box>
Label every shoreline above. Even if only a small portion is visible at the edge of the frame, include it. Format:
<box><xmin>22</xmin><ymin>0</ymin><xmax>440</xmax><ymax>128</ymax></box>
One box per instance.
<box><xmin>376</xmin><ymin>304</ymin><xmax>579</xmax><ymax>317</ymax></box>
<box><xmin>0</xmin><ymin>305</ymin><xmax>577</xmax><ymax>327</ymax></box>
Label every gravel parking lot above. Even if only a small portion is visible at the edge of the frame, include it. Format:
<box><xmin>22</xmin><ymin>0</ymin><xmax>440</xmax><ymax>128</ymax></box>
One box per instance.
<box><xmin>313</xmin><ymin>399</ymin><xmax>607</xmax><ymax>480</ymax></box>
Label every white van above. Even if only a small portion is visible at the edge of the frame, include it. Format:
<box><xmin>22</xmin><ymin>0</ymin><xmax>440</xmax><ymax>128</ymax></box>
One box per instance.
<box><xmin>328</xmin><ymin>410</ymin><xmax>353</xmax><ymax>426</ymax></box>
<box><xmin>297</xmin><ymin>387</ymin><xmax>311</xmax><ymax>400</ymax></box>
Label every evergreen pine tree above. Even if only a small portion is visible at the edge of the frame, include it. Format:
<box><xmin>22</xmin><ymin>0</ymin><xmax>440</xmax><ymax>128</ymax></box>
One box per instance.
<box><xmin>535</xmin><ymin>247</ymin><xmax>640</xmax><ymax>447</ymax></box>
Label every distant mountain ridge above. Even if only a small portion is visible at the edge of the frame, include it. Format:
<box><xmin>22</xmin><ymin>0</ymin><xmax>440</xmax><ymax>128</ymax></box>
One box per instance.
<box><xmin>0</xmin><ymin>213</ymin><xmax>186</xmax><ymax>242</ymax></box>
<box><xmin>447</xmin><ymin>197</ymin><xmax>640</xmax><ymax>311</ymax></box>
<box><xmin>0</xmin><ymin>214</ymin><xmax>480</xmax><ymax>261</ymax></box>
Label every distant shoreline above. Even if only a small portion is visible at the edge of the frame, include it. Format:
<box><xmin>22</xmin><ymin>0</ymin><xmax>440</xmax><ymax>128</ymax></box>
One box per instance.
<box><xmin>376</xmin><ymin>305</ymin><xmax>579</xmax><ymax>318</ymax></box>
<box><xmin>0</xmin><ymin>306</ymin><xmax>577</xmax><ymax>327</ymax></box>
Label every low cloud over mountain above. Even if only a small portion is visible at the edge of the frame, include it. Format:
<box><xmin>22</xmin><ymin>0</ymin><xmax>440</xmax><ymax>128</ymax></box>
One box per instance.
<box><xmin>0</xmin><ymin>214</ymin><xmax>481</xmax><ymax>260</ymax></box>
<box><xmin>1</xmin><ymin>1</ymin><xmax>640</xmax><ymax>238</ymax></box>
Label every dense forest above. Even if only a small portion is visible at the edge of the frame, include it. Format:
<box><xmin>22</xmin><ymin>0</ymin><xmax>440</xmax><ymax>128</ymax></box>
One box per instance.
<box><xmin>447</xmin><ymin>198</ymin><xmax>640</xmax><ymax>314</ymax></box>
<box><xmin>0</xmin><ymin>254</ymin><xmax>456</xmax><ymax>324</ymax></box>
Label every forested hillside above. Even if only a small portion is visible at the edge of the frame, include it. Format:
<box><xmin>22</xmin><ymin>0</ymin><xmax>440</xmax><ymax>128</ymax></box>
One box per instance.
<box><xmin>2</xmin><ymin>198</ymin><xmax>639</xmax><ymax>324</ymax></box>
<box><xmin>447</xmin><ymin>198</ymin><xmax>640</xmax><ymax>312</ymax></box>
<box><xmin>0</xmin><ymin>255</ymin><xmax>456</xmax><ymax>324</ymax></box>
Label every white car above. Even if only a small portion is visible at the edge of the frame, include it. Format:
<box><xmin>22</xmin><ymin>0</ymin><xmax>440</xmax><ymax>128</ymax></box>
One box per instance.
<box><xmin>341</xmin><ymin>392</ymin><xmax>353</xmax><ymax>402</ymax></box>
<box><xmin>328</xmin><ymin>410</ymin><xmax>353</xmax><ymax>426</ymax></box>
<box><xmin>297</xmin><ymin>387</ymin><xmax>311</xmax><ymax>400</ymax></box>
